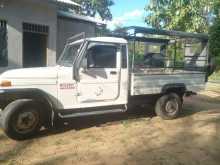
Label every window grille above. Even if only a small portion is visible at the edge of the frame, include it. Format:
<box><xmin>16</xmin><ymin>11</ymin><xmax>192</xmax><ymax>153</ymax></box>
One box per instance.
<box><xmin>23</xmin><ymin>23</ymin><xmax>49</xmax><ymax>35</ymax></box>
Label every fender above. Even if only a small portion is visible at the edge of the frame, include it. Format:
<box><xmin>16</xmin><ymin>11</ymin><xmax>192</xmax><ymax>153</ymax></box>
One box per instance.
<box><xmin>161</xmin><ymin>83</ymin><xmax>186</xmax><ymax>94</ymax></box>
<box><xmin>0</xmin><ymin>88</ymin><xmax>56</xmax><ymax>113</ymax></box>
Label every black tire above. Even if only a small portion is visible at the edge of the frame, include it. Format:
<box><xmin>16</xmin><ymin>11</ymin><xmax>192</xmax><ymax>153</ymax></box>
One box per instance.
<box><xmin>1</xmin><ymin>99</ymin><xmax>42</xmax><ymax>140</ymax></box>
<box><xmin>155</xmin><ymin>93</ymin><xmax>182</xmax><ymax>120</ymax></box>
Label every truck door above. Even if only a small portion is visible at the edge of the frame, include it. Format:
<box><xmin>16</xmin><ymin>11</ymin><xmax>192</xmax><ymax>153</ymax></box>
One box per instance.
<box><xmin>76</xmin><ymin>42</ymin><xmax>121</xmax><ymax>104</ymax></box>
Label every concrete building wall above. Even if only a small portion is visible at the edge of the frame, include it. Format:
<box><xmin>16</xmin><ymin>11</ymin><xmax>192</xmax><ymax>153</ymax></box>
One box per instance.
<box><xmin>0</xmin><ymin>0</ymin><xmax>57</xmax><ymax>73</ymax></box>
<box><xmin>57</xmin><ymin>17</ymin><xmax>96</xmax><ymax>59</ymax></box>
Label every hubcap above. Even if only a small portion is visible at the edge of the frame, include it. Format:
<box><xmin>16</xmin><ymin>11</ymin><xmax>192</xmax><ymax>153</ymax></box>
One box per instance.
<box><xmin>14</xmin><ymin>110</ymin><xmax>39</xmax><ymax>134</ymax></box>
<box><xmin>165</xmin><ymin>99</ymin><xmax>179</xmax><ymax>114</ymax></box>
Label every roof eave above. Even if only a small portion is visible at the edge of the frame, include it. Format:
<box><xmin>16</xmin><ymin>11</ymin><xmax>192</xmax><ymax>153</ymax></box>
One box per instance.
<box><xmin>52</xmin><ymin>0</ymin><xmax>81</xmax><ymax>7</ymax></box>
<box><xmin>58</xmin><ymin>10</ymin><xmax>106</xmax><ymax>25</ymax></box>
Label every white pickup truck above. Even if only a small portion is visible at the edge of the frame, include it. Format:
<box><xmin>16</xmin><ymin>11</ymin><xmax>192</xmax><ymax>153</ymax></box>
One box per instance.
<box><xmin>0</xmin><ymin>27</ymin><xmax>212</xmax><ymax>140</ymax></box>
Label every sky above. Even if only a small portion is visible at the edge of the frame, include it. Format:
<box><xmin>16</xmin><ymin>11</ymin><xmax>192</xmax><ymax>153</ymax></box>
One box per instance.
<box><xmin>107</xmin><ymin>0</ymin><xmax>149</xmax><ymax>30</ymax></box>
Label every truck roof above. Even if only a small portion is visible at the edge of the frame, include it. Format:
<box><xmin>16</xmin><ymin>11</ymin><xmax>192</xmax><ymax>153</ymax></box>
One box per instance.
<box><xmin>87</xmin><ymin>37</ymin><xmax>128</xmax><ymax>44</ymax></box>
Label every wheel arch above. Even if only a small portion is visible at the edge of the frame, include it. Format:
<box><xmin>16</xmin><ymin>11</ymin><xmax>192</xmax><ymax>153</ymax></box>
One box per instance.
<box><xmin>0</xmin><ymin>88</ymin><xmax>56</xmax><ymax>126</ymax></box>
<box><xmin>161</xmin><ymin>83</ymin><xmax>186</xmax><ymax>96</ymax></box>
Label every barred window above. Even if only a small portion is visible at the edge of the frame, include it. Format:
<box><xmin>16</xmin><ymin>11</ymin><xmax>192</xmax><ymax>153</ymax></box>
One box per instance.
<box><xmin>0</xmin><ymin>20</ymin><xmax>8</xmax><ymax>67</ymax></box>
<box><xmin>23</xmin><ymin>23</ymin><xmax>49</xmax><ymax>35</ymax></box>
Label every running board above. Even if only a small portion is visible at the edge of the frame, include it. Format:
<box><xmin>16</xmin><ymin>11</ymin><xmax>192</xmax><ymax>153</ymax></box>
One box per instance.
<box><xmin>58</xmin><ymin>108</ymin><xmax>126</xmax><ymax>119</ymax></box>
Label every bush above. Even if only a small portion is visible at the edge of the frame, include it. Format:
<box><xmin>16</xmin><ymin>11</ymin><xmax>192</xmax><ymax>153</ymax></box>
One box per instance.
<box><xmin>209</xmin><ymin>18</ymin><xmax>220</xmax><ymax>71</ymax></box>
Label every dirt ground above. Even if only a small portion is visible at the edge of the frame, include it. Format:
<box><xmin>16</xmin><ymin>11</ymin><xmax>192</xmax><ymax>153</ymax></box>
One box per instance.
<box><xmin>1</xmin><ymin>85</ymin><xmax>220</xmax><ymax>165</ymax></box>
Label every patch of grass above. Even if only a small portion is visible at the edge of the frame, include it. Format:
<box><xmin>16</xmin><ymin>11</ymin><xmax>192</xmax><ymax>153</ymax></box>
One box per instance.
<box><xmin>209</xmin><ymin>71</ymin><xmax>220</xmax><ymax>81</ymax></box>
<box><xmin>120</xmin><ymin>138</ymin><xmax>127</xmax><ymax>144</ymax></box>
<box><xmin>121</xmin><ymin>118</ymin><xmax>147</xmax><ymax>128</ymax></box>
<box><xmin>121</xmin><ymin>120</ymin><xmax>132</xmax><ymax>128</ymax></box>
<box><xmin>54</xmin><ymin>139</ymin><xmax>66</xmax><ymax>146</ymax></box>
<box><xmin>0</xmin><ymin>141</ymin><xmax>32</xmax><ymax>165</ymax></box>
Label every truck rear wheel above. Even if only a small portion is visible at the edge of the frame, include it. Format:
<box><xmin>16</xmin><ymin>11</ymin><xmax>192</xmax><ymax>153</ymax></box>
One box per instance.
<box><xmin>1</xmin><ymin>99</ymin><xmax>42</xmax><ymax>140</ymax></box>
<box><xmin>155</xmin><ymin>93</ymin><xmax>182</xmax><ymax>120</ymax></box>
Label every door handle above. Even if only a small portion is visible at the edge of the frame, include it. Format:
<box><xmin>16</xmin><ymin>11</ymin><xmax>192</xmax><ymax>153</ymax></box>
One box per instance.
<box><xmin>110</xmin><ymin>71</ymin><xmax>117</xmax><ymax>75</ymax></box>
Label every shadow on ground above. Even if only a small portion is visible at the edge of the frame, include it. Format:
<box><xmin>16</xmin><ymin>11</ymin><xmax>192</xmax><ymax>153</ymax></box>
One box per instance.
<box><xmin>35</xmin><ymin>95</ymin><xmax>220</xmax><ymax>138</ymax></box>
<box><xmin>38</xmin><ymin>105</ymin><xmax>156</xmax><ymax>138</ymax></box>
<box><xmin>1</xmin><ymin>95</ymin><xmax>220</xmax><ymax>141</ymax></box>
<box><xmin>1</xmin><ymin>94</ymin><xmax>220</xmax><ymax>165</ymax></box>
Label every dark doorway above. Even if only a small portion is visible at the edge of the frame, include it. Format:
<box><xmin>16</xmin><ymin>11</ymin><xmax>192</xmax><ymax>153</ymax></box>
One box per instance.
<box><xmin>23</xmin><ymin>32</ymin><xmax>47</xmax><ymax>68</ymax></box>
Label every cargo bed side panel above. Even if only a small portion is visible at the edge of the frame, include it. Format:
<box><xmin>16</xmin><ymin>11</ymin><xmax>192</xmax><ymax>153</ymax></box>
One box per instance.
<box><xmin>131</xmin><ymin>72</ymin><xmax>206</xmax><ymax>96</ymax></box>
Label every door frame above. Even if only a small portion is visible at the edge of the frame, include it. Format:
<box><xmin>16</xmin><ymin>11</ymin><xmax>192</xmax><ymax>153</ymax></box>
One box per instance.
<box><xmin>74</xmin><ymin>41</ymin><xmax>122</xmax><ymax>104</ymax></box>
<box><xmin>22</xmin><ymin>23</ymin><xmax>49</xmax><ymax>68</ymax></box>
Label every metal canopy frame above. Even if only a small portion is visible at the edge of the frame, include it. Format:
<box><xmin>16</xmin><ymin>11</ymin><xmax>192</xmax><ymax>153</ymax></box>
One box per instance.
<box><xmin>109</xmin><ymin>26</ymin><xmax>209</xmax><ymax>73</ymax></box>
<box><xmin>66</xmin><ymin>32</ymin><xmax>85</xmax><ymax>44</ymax></box>
<box><xmin>113</xmin><ymin>26</ymin><xmax>209</xmax><ymax>41</ymax></box>
<box><xmin>109</xmin><ymin>33</ymin><xmax>170</xmax><ymax>44</ymax></box>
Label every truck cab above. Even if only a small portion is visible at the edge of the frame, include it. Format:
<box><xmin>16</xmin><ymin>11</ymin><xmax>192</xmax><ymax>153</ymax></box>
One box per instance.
<box><xmin>0</xmin><ymin>27</ymin><xmax>211</xmax><ymax>140</ymax></box>
<box><xmin>56</xmin><ymin>37</ymin><xmax>129</xmax><ymax>110</ymax></box>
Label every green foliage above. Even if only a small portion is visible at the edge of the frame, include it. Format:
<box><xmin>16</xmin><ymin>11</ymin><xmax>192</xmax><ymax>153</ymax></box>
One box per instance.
<box><xmin>209</xmin><ymin>71</ymin><xmax>220</xmax><ymax>81</ymax></box>
<box><xmin>74</xmin><ymin>0</ymin><xmax>114</xmax><ymax>20</ymax></box>
<box><xmin>213</xmin><ymin>0</ymin><xmax>220</xmax><ymax>17</ymax></box>
<box><xmin>145</xmin><ymin>0</ymin><xmax>220</xmax><ymax>73</ymax></box>
<box><xmin>145</xmin><ymin>0</ymin><xmax>215</xmax><ymax>33</ymax></box>
<box><xmin>209</xmin><ymin>18</ymin><xmax>220</xmax><ymax>70</ymax></box>
<box><xmin>209</xmin><ymin>18</ymin><xmax>220</xmax><ymax>58</ymax></box>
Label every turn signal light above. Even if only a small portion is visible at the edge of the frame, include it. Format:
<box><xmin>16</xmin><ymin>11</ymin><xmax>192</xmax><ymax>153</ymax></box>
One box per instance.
<box><xmin>0</xmin><ymin>80</ymin><xmax>12</xmax><ymax>87</ymax></box>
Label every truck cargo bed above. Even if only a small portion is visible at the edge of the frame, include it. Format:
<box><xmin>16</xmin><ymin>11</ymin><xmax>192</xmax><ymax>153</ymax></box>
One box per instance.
<box><xmin>130</xmin><ymin>69</ymin><xmax>206</xmax><ymax>95</ymax></box>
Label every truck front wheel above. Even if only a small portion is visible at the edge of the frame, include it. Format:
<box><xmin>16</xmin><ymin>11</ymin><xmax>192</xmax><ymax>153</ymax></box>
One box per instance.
<box><xmin>1</xmin><ymin>99</ymin><xmax>42</xmax><ymax>140</ymax></box>
<box><xmin>155</xmin><ymin>93</ymin><xmax>182</xmax><ymax>120</ymax></box>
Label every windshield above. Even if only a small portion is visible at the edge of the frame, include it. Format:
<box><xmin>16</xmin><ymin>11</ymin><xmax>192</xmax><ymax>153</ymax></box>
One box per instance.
<box><xmin>58</xmin><ymin>42</ymin><xmax>83</xmax><ymax>67</ymax></box>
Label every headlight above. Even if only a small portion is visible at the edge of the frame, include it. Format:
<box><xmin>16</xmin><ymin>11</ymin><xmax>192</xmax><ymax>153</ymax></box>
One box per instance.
<box><xmin>0</xmin><ymin>80</ymin><xmax>12</xmax><ymax>87</ymax></box>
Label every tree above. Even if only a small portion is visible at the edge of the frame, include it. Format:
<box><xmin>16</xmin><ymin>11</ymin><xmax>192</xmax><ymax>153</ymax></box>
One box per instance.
<box><xmin>145</xmin><ymin>0</ymin><xmax>220</xmax><ymax>72</ymax></box>
<box><xmin>74</xmin><ymin>0</ymin><xmax>114</xmax><ymax>21</ymax></box>
<box><xmin>209</xmin><ymin>18</ymin><xmax>220</xmax><ymax>70</ymax></box>
<box><xmin>145</xmin><ymin>0</ymin><xmax>215</xmax><ymax>33</ymax></box>
<box><xmin>213</xmin><ymin>0</ymin><xmax>220</xmax><ymax>17</ymax></box>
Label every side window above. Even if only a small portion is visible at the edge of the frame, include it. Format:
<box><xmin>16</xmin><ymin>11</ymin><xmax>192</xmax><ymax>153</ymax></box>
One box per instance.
<box><xmin>87</xmin><ymin>44</ymin><xmax>117</xmax><ymax>68</ymax></box>
<box><xmin>133</xmin><ymin>42</ymin><xmax>166</xmax><ymax>69</ymax></box>
<box><xmin>0</xmin><ymin>20</ymin><xmax>8</xmax><ymax>67</ymax></box>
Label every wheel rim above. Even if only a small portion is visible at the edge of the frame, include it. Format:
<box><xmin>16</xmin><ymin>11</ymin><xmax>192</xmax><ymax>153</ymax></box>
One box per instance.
<box><xmin>13</xmin><ymin>110</ymin><xmax>39</xmax><ymax>134</ymax></box>
<box><xmin>165</xmin><ymin>98</ymin><xmax>179</xmax><ymax>115</ymax></box>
